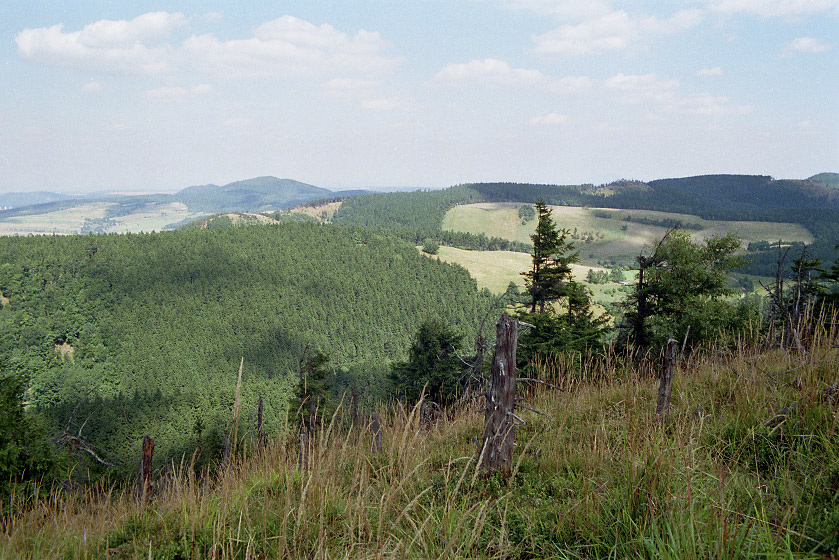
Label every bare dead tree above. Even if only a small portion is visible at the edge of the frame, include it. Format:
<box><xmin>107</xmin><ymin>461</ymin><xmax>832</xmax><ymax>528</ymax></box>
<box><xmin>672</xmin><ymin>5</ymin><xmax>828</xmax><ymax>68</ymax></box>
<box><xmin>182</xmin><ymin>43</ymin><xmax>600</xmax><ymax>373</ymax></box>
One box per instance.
<box><xmin>351</xmin><ymin>381</ymin><xmax>359</xmax><ymax>429</ymax></box>
<box><xmin>478</xmin><ymin>313</ymin><xmax>519</xmax><ymax>475</ymax></box>
<box><xmin>139</xmin><ymin>435</ymin><xmax>155</xmax><ymax>502</ymax></box>
<box><xmin>369</xmin><ymin>412</ymin><xmax>383</xmax><ymax>454</ymax></box>
<box><xmin>56</xmin><ymin>396</ymin><xmax>113</xmax><ymax>467</ymax></box>
<box><xmin>298</xmin><ymin>423</ymin><xmax>309</xmax><ymax>470</ymax></box>
<box><xmin>256</xmin><ymin>396</ymin><xmax>264</xmax><ymax>453</ymax></box>
<box><xmin>656</xmin><ymin>338</ymin><xmax>678</xmax><ymax>420</ymax></box>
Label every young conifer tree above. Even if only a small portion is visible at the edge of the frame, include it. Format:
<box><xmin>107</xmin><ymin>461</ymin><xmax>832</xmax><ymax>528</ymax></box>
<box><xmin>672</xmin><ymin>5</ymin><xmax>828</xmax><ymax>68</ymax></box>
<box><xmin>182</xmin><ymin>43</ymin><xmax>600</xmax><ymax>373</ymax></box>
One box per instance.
<box><xmin>518</xmin><ymin>201</ymin><xmax>607</xmax><ymax>363</ymax></box>
<box><xmin>523</xmin><ymin>200</ymin><xmax>577</xmax><ymax>313</ymax></box>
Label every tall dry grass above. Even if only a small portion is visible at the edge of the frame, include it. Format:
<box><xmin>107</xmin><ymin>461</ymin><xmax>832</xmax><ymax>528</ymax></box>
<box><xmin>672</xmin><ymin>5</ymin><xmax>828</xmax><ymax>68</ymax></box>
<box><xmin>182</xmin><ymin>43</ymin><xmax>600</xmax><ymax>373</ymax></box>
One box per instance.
<box><xmin>2</xmin><ymin>317</ymin><xmax>837</xmax><ymax>559</ymax></box>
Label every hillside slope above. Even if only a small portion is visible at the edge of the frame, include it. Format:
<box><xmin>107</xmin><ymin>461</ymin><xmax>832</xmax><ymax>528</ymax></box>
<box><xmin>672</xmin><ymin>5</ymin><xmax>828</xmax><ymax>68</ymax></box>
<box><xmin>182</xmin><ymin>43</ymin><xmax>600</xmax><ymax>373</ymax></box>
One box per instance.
<box><xmin>0</xmin><ymin>223</ymin><xmax>495</xmax><ymax>466</ymax></box>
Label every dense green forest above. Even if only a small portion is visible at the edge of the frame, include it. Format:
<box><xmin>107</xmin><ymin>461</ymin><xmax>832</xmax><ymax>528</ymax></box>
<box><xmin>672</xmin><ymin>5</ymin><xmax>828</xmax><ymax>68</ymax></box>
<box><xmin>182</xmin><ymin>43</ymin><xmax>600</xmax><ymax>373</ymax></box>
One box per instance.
<box><xmin>0</xmin><ymin>223</ymin><xmax>497</xmax><ymax>470</ymax></box>
<box><xmin>332</xmin><ymin>176</ymin><xmax>839</xmax><ymax>277</ymax></box>
<box><xmin>331</xmin><ymin>186</ymin><xmax>531</xmax><ymax>252</ymax></box>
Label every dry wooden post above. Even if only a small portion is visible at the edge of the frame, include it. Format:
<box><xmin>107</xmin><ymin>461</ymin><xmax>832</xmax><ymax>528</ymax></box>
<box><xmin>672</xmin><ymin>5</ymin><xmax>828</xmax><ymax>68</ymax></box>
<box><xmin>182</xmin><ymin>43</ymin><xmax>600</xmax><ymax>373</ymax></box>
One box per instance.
<box><xmin>479</xmin><ymin>313</ymin><xmax>518</xmax><ymax>475</ymax></box>
<box><xmin>256</xmin><ymin>396</ymin><xmax>264</xmax><ymax>452</ymax></box>
<box><xmin>298</xmin><ymin>424</ymin><xmax>309</xmax><ymax>469</ymax></box>
<box><xmin>656</xmin><ymin>337</ymin><xmax>678</xmax><ymax>420</ymax></box>
<box><xmin>370</xmin><ymin>412</ymin><xmax>382</xmax><ymax>454</ymax></box>
<box><xmin>140</xmin><ymin>434</ymin><xmax>155</xmax><ymax>501</ymax></box>
<box><xmin>351</xmin><ymin>382</ymin><xmax>359</xmax><ymax>429</ymax></box>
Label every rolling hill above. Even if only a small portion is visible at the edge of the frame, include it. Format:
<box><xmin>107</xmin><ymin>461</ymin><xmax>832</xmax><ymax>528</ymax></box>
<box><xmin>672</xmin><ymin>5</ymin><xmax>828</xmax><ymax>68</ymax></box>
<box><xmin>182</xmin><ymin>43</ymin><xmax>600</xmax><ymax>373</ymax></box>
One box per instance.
<box><xmin>0</xmin><ymin>176</ymin><xmax>349</xmax><ymax>234</ymax></box>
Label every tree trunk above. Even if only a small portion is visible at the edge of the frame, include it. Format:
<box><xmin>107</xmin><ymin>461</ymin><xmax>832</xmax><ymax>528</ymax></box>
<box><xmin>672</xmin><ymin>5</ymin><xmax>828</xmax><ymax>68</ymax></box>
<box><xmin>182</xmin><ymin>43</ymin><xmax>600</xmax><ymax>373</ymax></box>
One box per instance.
<box><xmin>656</xmin><ymin>338</ymin><xmax>678</xmax><ymax>419</ymax></box>
<box><xmin>351</xmin><ymin>382</ymin><xmax>359</xmax><ymax>429</ymax></box>
<box><xmin>370</xmin><ymin>412</ymin><xmax>382</xmax><ymax>454</ymax></box>
<box><xmin>140</xmin><ymin>434</ymin><xmax>155</xmax><ymax>501</ymax></box>
<box><xmin>479</xmin><ymin>313</ymin><xmax>518</xmax><ymax>475</ymax></box>
<box><xmin>256</xmin><ymin>396</ymin><xmax>264</xmax><ymax>452</ymax></box>
<box><xmin>298</xmin><ymin>424</ymin><xmax>309</xmax><ymax>470</ymax></box>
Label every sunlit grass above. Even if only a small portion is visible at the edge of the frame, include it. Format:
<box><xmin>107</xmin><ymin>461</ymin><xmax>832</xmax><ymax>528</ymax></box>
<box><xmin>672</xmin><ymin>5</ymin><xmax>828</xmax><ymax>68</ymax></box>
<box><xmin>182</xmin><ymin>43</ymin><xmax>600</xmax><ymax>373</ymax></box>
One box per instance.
<box><xmin>3</xmin><ymin>321</ymin><xmax>837</xmax><ymax>559</ymax></box>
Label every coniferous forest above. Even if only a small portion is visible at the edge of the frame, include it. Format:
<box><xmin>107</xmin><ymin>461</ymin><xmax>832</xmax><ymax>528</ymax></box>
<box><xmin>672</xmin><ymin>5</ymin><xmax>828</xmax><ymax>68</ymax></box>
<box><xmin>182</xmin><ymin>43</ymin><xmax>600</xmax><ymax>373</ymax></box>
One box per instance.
<box><xmin>0</xmin><ymin>223</ymin><xmax>496</xmax><ymax>470</ymax></box>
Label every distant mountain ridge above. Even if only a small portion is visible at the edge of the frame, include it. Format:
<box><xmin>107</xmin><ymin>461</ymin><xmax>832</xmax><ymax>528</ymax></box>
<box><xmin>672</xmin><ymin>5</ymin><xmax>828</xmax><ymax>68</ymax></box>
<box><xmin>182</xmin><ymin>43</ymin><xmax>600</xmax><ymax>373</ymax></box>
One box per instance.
<box><xmin>809</xmin><ymin>172</ymin><xmax>839</xmax><ymax>189</ymax></box>
<box><xmin>0</xmin><ymin>176</ymin><xmax>342</xmax><ymax>219</ymax></box>
<box><xmin>0</xmin><ymin>191</ymin><xmax>76</xmax><ymax>209</ymax></box>
<box><xmin>173</xmin><ymin>176</ymin><xmax>331</xmax><ymax>213</ymax></box>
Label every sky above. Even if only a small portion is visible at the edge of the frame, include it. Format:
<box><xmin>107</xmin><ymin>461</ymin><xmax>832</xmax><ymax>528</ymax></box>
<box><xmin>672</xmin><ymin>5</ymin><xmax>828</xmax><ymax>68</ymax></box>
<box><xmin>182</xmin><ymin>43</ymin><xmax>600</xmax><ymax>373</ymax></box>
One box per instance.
<box><xmin>1</xmin><ymin>1</ymin><xmax>837</xmax><ymax>194</ymax></box>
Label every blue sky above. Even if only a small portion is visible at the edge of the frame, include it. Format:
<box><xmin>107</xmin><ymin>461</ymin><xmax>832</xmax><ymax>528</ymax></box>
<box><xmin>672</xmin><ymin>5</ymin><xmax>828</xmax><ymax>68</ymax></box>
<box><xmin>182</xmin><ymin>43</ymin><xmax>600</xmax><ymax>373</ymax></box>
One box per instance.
<box><xmin>1</xmin><ymin>1</ymin><xmax>837</xmax><ymax>193</ymax></box>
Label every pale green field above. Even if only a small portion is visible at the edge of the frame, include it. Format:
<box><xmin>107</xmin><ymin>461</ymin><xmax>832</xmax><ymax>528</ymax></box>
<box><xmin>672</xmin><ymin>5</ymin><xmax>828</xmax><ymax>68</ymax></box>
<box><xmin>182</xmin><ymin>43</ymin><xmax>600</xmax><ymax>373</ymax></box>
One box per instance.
<box><xmin>433</xmin><ymin>245</ymin><xmax>636</xmax><ymax>303</ymax></box>
<box><xmin>0</xmin><ymin>203</ymin><xmax>109</xmax><ymax>235</ymax></box>
<box><xmin>443</xmin><ymin>203</ymin><xmax>814</xmax><ymax>267</ymax></box>
<box><xmin>0</xmin><ymin>202</ymin><xmax>205</xmax><ymax>235</ymax></box>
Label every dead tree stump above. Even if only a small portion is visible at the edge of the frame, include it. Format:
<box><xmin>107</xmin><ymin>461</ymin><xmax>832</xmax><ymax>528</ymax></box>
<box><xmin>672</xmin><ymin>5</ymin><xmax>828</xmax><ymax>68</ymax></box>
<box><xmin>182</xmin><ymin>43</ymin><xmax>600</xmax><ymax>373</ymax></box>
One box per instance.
<box><xmin>479</xmin><ymin>313</ymin><xmax>518</xmax><ymax>475</ymax></box>
<box><xmin>656</xmin><ymin>338</ymin><xmax>678</xmax><ymax>420</ymax></box>
<box><xmin>139</xmin><ymin>435</ymin><xmax>155</xmax><ymax>501</ymax></box>
<box><xmin>298</xmin><ymin>424</ymin><xmax>309</xmax><ymax>470</ymax></box>
<box><xmin>370</xmin><ymin>412</ymin><xmax>383</xmax><ymax>454</ymax></box>
<box><xmin>256</xmin><ymin>396</ymin><xmax>264</xmax><ymax>453</ymax></box>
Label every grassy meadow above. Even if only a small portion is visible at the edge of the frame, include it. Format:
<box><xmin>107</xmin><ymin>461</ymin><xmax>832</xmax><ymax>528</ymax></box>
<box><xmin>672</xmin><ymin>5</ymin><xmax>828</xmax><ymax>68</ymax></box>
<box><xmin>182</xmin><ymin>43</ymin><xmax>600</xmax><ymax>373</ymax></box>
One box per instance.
<box><xmin>0</xmin><ymin>201</ymin><xmax>204</xmax><ymax>235</ymax></box>
<box><xmin>3</xmin><ymin>319</ymin><xmax>837</xmax><ymax>559</ymax></box>
<box><xmin>442</xmin><ymin>203</ymin><xmax>814</xmax><ymax>268</ymax></box>
<box><xmin>432</xmin><ymin>246</ymin><xmax>635</xmax><ymax>311</ymax></box>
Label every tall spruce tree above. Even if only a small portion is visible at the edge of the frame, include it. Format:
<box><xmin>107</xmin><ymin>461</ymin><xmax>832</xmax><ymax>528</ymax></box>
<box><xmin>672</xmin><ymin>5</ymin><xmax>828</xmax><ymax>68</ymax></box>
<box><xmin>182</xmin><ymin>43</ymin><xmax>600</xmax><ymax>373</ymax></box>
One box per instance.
<box><xmin>523</xmin><ymin>200</ymin><xmax>577</xmax><ymax>313</ymax></box>
<box><xmin>518</xmin><ymin>201</ymin><xmax>607</xmax><ymax>364</ymax></box>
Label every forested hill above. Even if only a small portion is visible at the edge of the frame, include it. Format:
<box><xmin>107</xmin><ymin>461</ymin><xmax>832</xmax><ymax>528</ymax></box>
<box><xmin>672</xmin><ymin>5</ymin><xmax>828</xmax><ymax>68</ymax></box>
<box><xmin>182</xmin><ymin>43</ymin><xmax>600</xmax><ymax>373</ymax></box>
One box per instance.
<box><xmin>0</xmin><ymin>177</ymin><xmax>339</xmax><ymax>228</ymax></box>
<box><xmin>172</xmin><ymin>176</ymin><xmax>331</xmax><ymax>213</ymax></box>
<box><xmin>810</xmin><ymin>172</ymin><xmax>839</xmax><ymax>189</ymax></box>
<box><xmin>0</xmin><ymin>223</ymin><xmax>496</xmax><ymax>468</ymax></box>
<box><xmin>466</xmin><ymin>174</ymin><xmax>839</xmax><ymax>215</ymax></box>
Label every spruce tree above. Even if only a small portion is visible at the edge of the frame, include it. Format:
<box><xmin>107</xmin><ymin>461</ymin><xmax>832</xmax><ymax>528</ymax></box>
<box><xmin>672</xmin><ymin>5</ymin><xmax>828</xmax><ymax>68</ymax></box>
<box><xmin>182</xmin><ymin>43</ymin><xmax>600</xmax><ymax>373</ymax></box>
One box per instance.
<box><xmin>518</xmin><ymin>201</ymin><xmax>607</xmax><ymax>364</ymax></box>
<box><xmin>523</xmin><ymin>200</ymin><xmax>577</xmax><ymax>313</ymax></box>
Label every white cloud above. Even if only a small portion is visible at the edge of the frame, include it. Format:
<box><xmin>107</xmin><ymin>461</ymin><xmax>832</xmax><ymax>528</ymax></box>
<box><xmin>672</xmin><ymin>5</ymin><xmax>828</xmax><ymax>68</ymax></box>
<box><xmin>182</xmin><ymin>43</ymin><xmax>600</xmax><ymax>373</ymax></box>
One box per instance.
<box><xmin>533</xmin><ymin>9</ymin><xmax>703</xmax><ymax>56</ymax></box>
<box><xmin>435</xmin><ymin>58</ymin><xmax>547</xmax><ymax>86</ymax></box>
<box><xmin>16</xmin><ymin>12</ymin><xmax>185</xmax><ymax>74</ymax></box>
<box><xmin>82</xmin><ymin>81</ymin><xmax>104</xmax><ymax>93</ymax></box>
<box><xmin>783</xmin><ymin>37</ymin><xmax>833</xmax><ymax>55</ymax></box>
<box><xmin>528</xmin><ymin>112</ymin><xmax>570</xmax><ymax>126</ymax></box>
<box><xmin>696</xmin><ymin>66</ymin><xmax>724</xmax><ymax>77</ymax></box>
<box><xmin>701</xmin><ymin>0</ymin><xmax>839</xmax><ymax>17</ymax></box>
<box><xmin>75</xmin><ymin>12</ymin><xmax>187</xmax><ymax>47</ymax></box>
<box><xmin>16</xmin><ymin>13</ymin><xmax>399</xmax><ymax>79</ymax></box>
<box><xmin>142</xmin><ymin>84</ymin><xmax>211</xmax><ymax>101</ymax></box>
<box><xmin>182</xmin><ymin>15</ymin><xmax>400</xmax><ymax>77</ymax></box>
<box><xmin>603</xmin><ymin>72</ymin><xmax>752</xmax><ymax>116</ymax></box>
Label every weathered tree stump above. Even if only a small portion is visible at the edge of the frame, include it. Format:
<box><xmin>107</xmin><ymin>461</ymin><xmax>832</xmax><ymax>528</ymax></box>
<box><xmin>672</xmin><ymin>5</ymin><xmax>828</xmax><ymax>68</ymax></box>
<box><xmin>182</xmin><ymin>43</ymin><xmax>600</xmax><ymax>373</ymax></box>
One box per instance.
<box><xmin>656</xmin><ymin>338</ymin><xmax>678</xmax><ymax>419</ymax></box>
<box><xmin>419</xmin><ymin>400</ymin><xmax>443</xmax><ymax>429</ymax></box>
<box><xmin>370</xmin><ymin>412</ymin><xmax>383</xmax><ymax>454</ymax></box>
<box><xmin>256</xmin><ymin>396</ymin><xmax>264</xmax><ymax>453</ymax></box>
<box><xmin>298</xmin><ymin>424</ymin><xmax>309</xmax><ymax>470</ymax></box>
<box><xmin>351</xmin><ymin>382</ymin><xmax>359</xmax><ymax>429</ymax></box>
<box><xmin>139</xmin><ymin>434</ymin><xmax>155</xmax><ymax>501</ymax></box>
<box><xmin>479</xmin><ymin>313</ymin><xmax>518</xmax><ymax>475</ymax></box>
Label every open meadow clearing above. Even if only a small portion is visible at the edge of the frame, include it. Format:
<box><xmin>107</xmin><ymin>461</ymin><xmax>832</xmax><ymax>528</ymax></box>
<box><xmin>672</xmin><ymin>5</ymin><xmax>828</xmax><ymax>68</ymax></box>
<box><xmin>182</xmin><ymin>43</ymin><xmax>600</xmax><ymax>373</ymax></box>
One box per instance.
<box><xmin>443</xmin><ymin>203</ymin><xmax>814</xmax><ymax>267</ymax></box>
<box><xmin>0</xmin><ymin>202</ymin><xmax>206</xmax><ymax>235</ymax></box>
